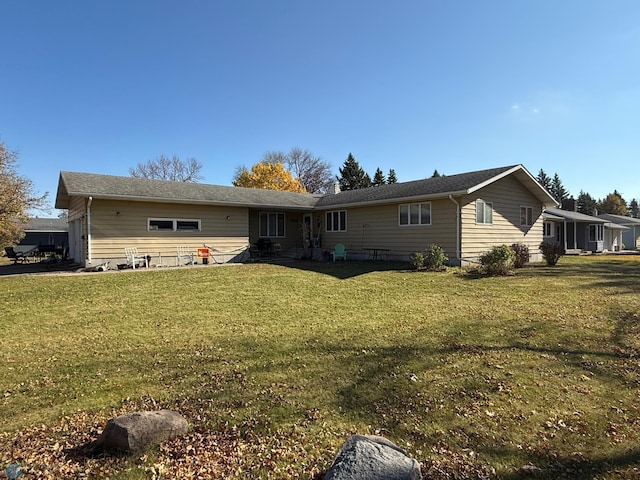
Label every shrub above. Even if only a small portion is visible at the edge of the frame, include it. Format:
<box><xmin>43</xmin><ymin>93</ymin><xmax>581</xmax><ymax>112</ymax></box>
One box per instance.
<box><xmin>479</xmin><ymin>244</ymin><xmax>515</xmax><ymax>276</ymax></box>
<box><xmin>409</xmin><ymin>252</ymin><xmax>424</xmax><ymax>271</ymax></box>
<box><xmin>424</xmin><ymin>244</ymin><xmax>448</xmax><ymax>271</ymax></box>
<box><xmin>510</xmin><ymin>243</ymin><xmax>530</xmax><ymax>268</ymax></box>
<box><xmin>539</xmin><ymin>241</ymin><xmax>565</xmax><ymax>266</ymax></box>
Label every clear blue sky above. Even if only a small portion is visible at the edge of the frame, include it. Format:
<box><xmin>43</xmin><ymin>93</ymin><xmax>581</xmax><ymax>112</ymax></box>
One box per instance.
<box><xmin>2</xmin><ymin>0</ymin><xmax>639</xmax><ymax>213</ymax></box>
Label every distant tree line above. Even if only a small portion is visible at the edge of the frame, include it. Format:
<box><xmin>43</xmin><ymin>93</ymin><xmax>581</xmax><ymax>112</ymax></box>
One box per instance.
<box><xmin>537</xmin><ymin>169</ymin><xmax>638</xmax><ymax>217</ymax></box>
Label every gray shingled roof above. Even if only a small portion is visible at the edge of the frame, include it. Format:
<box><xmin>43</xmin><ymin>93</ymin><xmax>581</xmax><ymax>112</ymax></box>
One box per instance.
<box><xmin>24</xmin><ymin>218</ymin><xmax>68</xmax><ymax>232</ymax></box>
<box><xmin>55</xmin><ymin>165</ymin><xmax>556</xmax><ymax>210</ymax></box>
<box><xmin>544</xmin><ymin>207</ymin><xmax>607</xmax><ymax>223</ymax></box>
<box><xmin>597</xmin><ymin>213</ymin><xmax>640</xmax><ymax>226</ymax></box>
<box><xmin>316</xmin><ymin>165</ymin><xmax>522</xmax><ymax>208</ymax></box>
<box><xmin>56</xmin><ymin>172</ymin><xmax>320</xmax><ymax>210</ymax></box>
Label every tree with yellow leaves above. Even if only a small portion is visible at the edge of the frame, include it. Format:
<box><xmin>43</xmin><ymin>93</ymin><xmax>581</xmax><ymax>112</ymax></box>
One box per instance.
<box><xmin>1</xmin><ymin>139</ymin><xmax>48</xmax><ymax>246</ymax></box>
<box><xmin>232</xmin><ymin>162</ymin><xmax>306</xmax><ymax>193</ymax></box>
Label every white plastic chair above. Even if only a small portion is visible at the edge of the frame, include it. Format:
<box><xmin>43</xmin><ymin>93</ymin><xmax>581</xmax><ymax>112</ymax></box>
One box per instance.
<box><xmin>124</xmin><ymin>248</ymin><xmax>148</xmax><ymax>269</ymax></box>
<box><xmin>177</xmin><ymin>246</ymin><xmax>195</xmax><ymax>266</ymax></box>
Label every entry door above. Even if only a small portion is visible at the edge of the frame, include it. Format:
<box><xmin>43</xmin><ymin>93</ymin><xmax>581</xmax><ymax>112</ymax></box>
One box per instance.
<box><xmin>303</xmin><ymin>214</ymin><xmax>313</xmax><ymax>246</ymax></box>
<box><xmin>68</xmin><ymin>219</ymin><xmax>83</xmax><ymax>264</ymax></box>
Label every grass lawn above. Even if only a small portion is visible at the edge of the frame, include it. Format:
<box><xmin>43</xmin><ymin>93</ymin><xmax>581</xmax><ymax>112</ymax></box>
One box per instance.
<box><xmin>1</xmin><ymin>255</ymin><xmax>639</xmax><ymax>478</ymax></box>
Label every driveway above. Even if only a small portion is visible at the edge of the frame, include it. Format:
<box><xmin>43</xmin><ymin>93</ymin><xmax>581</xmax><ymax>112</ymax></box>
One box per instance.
<box><xmin>0</xmin><ymin>259</ymin><xmax>81</xmax><ymax>276</ymax></box>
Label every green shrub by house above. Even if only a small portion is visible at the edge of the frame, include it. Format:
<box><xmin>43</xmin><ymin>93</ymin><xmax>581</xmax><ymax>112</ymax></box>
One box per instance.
<box><xmin>479</xmin><ymin>244</ymin><xmax>515</xmax><ymax>276</ymax></box>
<box><xmin>539</xmin><ymin>241</ymin><xmax>565</xmax><ymax>266</ymax></box>
<box><xmin>510</xmin><ymin>242</ymin><xmax>530</xmax><ymax>268</ymax></box>
<box><xmin>424</xmin><ymin>244</ymin><xmax>448</xmax><ymax>271</ymax></box>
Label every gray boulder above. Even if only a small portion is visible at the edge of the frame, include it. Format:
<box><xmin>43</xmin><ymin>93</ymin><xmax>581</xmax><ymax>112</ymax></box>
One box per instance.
<box><xmin>94</xmin><ymin>410</ymin><xmax>188</xmax><ymax>453</ymax></box>
<box><xmin>324</xmin><ymin>435</ymin><xmax>422</xmax><ymax>480</ymax></box>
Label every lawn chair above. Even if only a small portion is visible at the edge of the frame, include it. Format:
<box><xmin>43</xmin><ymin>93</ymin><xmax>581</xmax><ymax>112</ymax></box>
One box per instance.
<box><xmin>124</xmin><ymin>248</ymin><xmax>148</xmax><ymax>269</ymax></box>
<box><xmin>177</xmin><ymin>246</ymin><xmax>195</xmax><ymax>266</ymax></box>
<box><xmin>332</xmin><ymin>243</ymin><xmax>347</xmax><ymax>262</ymax></box>
<box><xmin>4</xmin><ymin>246</ymin><xmax>29</xmax><ymax>264</ymax></box>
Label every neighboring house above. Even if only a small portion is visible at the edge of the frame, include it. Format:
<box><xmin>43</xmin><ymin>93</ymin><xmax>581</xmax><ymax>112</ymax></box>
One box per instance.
<box><xmin>597</xmin><ymin>214</ymin><xmax>640</xmax><ymax>250</ymax></box>
<box><xmin>54</xmin><ymin>164</ymin><xmax>557</xmax><ymax>267</ymax></box>
<box><xmin>543</xmin><ymin>208</ymin><xmax>626</xmax><ymax>253</ymax></box>
<box><xmin>15</xmin><ymin>217</ymin><xmax>69</xmax><ymax>256</ymax></box>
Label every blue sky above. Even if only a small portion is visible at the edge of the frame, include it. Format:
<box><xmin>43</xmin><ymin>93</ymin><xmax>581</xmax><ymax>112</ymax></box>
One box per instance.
<box><xmin>2</xmin><ymin>1</ymin><xmax>639</xmax><ymax>213</ymax></box>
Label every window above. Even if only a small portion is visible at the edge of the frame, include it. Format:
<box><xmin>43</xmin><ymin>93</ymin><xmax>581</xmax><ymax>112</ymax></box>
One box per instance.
<box><xmin>476</xmin><ymin>200</ymin><xmax>493</xmax><ymax>224</ymax></box>
<box><xmin>520</xmin><ymin>206</ymin><xmax>533</xmax><ymax>226</ymax></box>
<box><xmin>543</xmin><ymin>222</ymin><xmax>553</xmax><ymax>237</ymax></box>
<box><xmin>399</xmin><ymin>202</ymin><xmax>431</xmax><ymax>226</ymax></box>
<box><xmin>326</xmin><ymin>210</ymin><xmax>346</xmax><ymax>232</ymax></box>
<box><xmin>589</xmin><ymin>224</ymin><xmax>604</xmax><ymax>242</ymax></box>
<box><xmin>148</xmin><ymin>218</ymin><xmax>201</xmax><ymax>232</ymax></box>
<box><xmin>259</xmin><ymin>212</ymin><xmax>285</xmax><ymax>237</ymax></box>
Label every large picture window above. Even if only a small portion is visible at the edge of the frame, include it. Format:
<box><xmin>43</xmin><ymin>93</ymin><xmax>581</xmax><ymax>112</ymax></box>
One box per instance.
<box><xmin>148</xmin><ymin>218</ymin><xmax>201</xmax><ymax>231</ymax></box>
<box><xmin>476</xmin><ymin>200</ymin><xmax>493</xmax><ymax>224</ymax></box>
<box><xmin>399</xmin><ymin>202</ymin><xmax>431</xmax><ymax>226</ymax></box>
<box><xmin>259</xmin><ymin>212</ymin><xmax>285</xmax><ymax>237</ymax></box>
<box><xmin>520</xmin><ymin>206</ymin><xmax>533</xmax><ymax>226</ymax></box>
<box><xmin>326</xmin><ymin>210</ymin><xmax>346</xmax><ymax>232</ymax></box>
<box><xmin>589</xmin><ymin>224</ymin><xmax>604</xmax><ymax>242</ymax></box>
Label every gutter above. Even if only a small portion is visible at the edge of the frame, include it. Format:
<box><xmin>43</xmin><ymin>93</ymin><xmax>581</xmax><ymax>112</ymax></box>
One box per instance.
<box><xmin>86</xmin><ymin>196</ymin><xmax>93</xmax><ymax>264</ymax></box>
<box><xmin>448</xmin><ymin>195</ymin><xmax>461</xmax><ymax>265</ymax></box>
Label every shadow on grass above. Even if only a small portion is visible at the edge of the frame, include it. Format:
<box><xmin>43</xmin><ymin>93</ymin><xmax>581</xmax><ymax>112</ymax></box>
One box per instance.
<box><xmin>495</xmin><ymin>448</ymin><xmax>640</xmax><ymax>479</ymax></box>
<box><xmin>280</xmin><ymin>260</ymin><xmax>410</xmax><ymax>279</ymax></box>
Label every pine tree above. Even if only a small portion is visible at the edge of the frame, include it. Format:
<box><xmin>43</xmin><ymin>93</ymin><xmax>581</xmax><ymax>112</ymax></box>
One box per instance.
<box><xmin>536</xmin><ymin>169</ymin><xmax>552</xmax><ymax>192</ymax></box>
<box><xmin>550</xmin><ymin>173</ymin><xmax>569</xmax><ymax>203</ymax></box>
<box><xmin>337</xmin><ymin>153</ymin><xmax>371</xmax><ymax>190</ymax></box>
<box><xmin>577</xmin><ymin>190</ymin><xmax>598</xmax><ymax>216</ymax></box>
<box><xmin>629</xmin><ymin>198</ymin><xmax>639</xmax><ymax>218</ymax></box>
<box><xmin>387</xmin><ymin>169</ymin><xmax>398</xmax><ymax>184</ymax></box>
<box><xmin>372</xmin><ymin>167</ymin><xmax>386</xmax><ymax>186</ymax></box>
<box><xmin>431</xmin><ymin>169</ymin><xmax>441</xmax><ymax>178</ymax></box>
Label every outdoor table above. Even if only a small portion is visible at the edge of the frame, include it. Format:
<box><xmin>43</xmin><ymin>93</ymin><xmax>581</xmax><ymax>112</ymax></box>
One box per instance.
<box><xmin>363</xmin><ymin>247</ymin><xmax>390</xmax><ymax>261</ymax></box>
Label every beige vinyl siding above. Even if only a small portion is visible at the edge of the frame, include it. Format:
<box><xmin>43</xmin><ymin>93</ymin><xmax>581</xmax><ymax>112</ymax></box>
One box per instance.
<box><xmin>321</xmin><ymin>199</ymin><xmax>458</xmax><ymax>260</ymax></box>
<box><xmin>85</xmin><ymin>199</ymin><xmax>249</xmax><ymax>265</ymax></box>
<box><xmin>460</xmin><ymin>175</ymin><xmax>545</xmax><ymax>262</ymax></box>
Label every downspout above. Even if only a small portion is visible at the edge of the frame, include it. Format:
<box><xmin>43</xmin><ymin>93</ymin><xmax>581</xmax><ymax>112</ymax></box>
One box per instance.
<box><xmin>448</xmin><ymin>195</ymin><xmax>461</xmax><ymax>266</ymax></box>
<box><xmin>86</xmin><ymin>196</ymin><xmax>93</xmax><ymax>264</ymax></box>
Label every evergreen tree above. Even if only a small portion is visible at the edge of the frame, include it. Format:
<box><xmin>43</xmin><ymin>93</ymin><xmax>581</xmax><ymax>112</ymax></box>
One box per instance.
<box><xmin>372</xmin><ymin>167</ymin><xmax>386</xmax><ymax>186</ymax></box>
<box><xmin>387</xmin><ymin>169</ymin><xmax>398</xmax><ymax>184</ymax></box>
<box><xmin>337</xmin><ymin>153</ymin><xmax>371</xmax><ymax>190</ymax></box>
<box><xmin>599</xmin><ymin>190</ymin><xmax>628</xmax><ymax>216</ymax></box>
<box><xmin>577</xmin><ymin>190</ymin><xmax>598</xmax><ymax>216</ymax></box>
<box><xmin>550</xmin><ymin>173</ymin><xmax>569</xmax><ymax>203</ymax></box>
<box><xmin>431</xmin><ymin>169</ymin><xmax>441</xmax><ymax>178</ymax></box>
<box><xmin>536</xmin><ymin>169</ymin><xmax>552</xmax><ymax>192</ymax></box>
<box><xmin>629</xmin><ymin>198</ymin><xmax>639</xmax><ymax>218</ymax></box>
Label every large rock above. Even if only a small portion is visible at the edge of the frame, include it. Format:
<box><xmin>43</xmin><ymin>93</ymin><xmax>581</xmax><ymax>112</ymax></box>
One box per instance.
<box><xmin>324</xmin><ymin>435</ymin><xmax>422</xmax><ymax>480</ymax></box>
<box><xmin>94</xmin><ymin>410</ymin><xmax>188</xmax><ymax>453</ymax></box>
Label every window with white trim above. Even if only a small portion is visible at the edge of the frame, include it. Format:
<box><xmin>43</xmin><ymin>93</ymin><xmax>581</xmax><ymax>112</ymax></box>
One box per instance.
<box><xmin>543</xmin><ymin>222</ymin><xmax>553</xmax><ymax>237</ymax></box>
<box><xmin>399</xmin><ymin>202</ymin><xmax>431</xmax><ymax>226</ymax></box>
<box><xmin>589</xmin><ymin>224</ymin><xmax>604</xmax><ymax>242</ymax></box>
<box><xmin>476</xmin><ymin>200</ymin><xmax>493</xmax><ymax>224</ymax></box>
<box><xmin>259</xmin><ymin>212</ymin><xmax>285</xmax><ymax>237</ymax></box>
<box><xmin>326</xmin><ymin>210</ymin><xmax>346</xmax><ymax>232</ymax></box>
<box><xmin>520</xmin><ymin>206</ymin><xmax>533</xmax><ymax>226</ymax></box>
<box><xmin>148</xmin><ymin>218</ymin><xmax>201</xmax><ymax>231</ymax></box>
